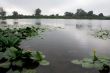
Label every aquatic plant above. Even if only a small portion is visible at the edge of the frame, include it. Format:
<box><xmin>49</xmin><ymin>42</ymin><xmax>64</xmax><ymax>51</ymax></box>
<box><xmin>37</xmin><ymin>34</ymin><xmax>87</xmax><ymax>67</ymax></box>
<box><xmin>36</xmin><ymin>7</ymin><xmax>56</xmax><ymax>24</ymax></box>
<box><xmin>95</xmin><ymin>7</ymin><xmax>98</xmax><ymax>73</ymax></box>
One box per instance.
<box><xmin>72</xmin><ymin>49</ymin><xmax>110</xmax><ymax>73</ymax></box>
<box><xmin>0</xmin><ymin>35</ymin><xmax>21</xmax><ymax>51</ymax></box>
<box><xmin>0</xmin><ymin>47</ymin><xmax>49</xmax><ymax>73</ymax></box>
<box><xmin>0</xmin><ymin>26</ymin><xmax>49</xmax><ymax>73</ymax></box>
<box><xmin>93</xmin><ymin>30</ymin><xmax>110</xmax><ymax>40</ymax></box>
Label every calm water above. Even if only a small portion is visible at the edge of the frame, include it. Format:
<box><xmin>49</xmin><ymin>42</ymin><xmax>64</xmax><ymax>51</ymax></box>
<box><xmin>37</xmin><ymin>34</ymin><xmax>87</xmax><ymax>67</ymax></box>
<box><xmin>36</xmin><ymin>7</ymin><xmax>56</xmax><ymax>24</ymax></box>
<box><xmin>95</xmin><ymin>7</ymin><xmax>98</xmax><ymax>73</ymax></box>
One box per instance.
<box><xmin>1</xmin><ymin>19</ymin><xmax>110</xmax><ymax>73</ymax></box>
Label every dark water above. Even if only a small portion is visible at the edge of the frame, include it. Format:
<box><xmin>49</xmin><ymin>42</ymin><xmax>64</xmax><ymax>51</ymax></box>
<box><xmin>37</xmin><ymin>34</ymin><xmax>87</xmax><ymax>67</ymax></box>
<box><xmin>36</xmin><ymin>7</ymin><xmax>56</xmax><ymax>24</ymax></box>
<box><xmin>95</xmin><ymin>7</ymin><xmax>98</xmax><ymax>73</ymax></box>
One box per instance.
<box><xmin>1</xmin><ymin>19</ymin><xmax>110</xmax><ymax>73</ymax></box>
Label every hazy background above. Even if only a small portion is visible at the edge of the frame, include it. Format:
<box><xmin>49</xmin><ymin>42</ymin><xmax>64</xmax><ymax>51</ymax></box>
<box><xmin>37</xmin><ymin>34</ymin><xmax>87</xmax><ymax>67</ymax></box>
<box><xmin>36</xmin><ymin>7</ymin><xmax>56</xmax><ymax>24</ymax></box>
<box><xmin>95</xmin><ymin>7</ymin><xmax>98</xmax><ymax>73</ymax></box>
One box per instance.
<box><xmin>0</xmin><ymin>0</ymin><xmax>110</xmax><ymax>16</ymax></box>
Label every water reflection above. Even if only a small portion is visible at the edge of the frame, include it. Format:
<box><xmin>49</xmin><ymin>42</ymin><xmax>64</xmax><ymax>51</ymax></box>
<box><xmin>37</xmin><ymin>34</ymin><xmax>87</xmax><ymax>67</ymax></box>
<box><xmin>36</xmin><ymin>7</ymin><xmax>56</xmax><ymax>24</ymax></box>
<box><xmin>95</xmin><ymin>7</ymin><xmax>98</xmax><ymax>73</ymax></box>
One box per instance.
<box><xmin>0</xmin><ymin>20</ymin><xmax>7</xmax><ymax>24</ymax></box>
<box><xmin>35</xmin><ymin>22</ymin><xmax>41</xmax><ymax>25</ymax></box>
<box><xmin>0</xmin><ymin>20</ymin><xmax>8</xmax><ymax>28</ymax></box>
<box><xmin>1</xmin><ymin>19</ymin><xmax>110</xmax><ymax>73</ymax></box>
<box><xmin>13</xmin><ymin>19</ymin><xmax>19</xmax><ymax>25</ymax></box>
<box><xmin>76</xmin><ymin>24</ymin><xmax>84</xmax><ymax>29</ymax></box>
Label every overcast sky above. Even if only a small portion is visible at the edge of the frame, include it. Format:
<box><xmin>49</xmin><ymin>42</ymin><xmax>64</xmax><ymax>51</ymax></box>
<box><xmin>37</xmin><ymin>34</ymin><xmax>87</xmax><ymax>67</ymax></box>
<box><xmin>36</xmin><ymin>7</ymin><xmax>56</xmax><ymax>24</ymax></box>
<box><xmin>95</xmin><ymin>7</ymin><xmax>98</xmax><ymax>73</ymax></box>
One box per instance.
<box><xmin>0</xmin><ymin>0</ymin><xmax>110</xmax><ymax>15</ymax></box>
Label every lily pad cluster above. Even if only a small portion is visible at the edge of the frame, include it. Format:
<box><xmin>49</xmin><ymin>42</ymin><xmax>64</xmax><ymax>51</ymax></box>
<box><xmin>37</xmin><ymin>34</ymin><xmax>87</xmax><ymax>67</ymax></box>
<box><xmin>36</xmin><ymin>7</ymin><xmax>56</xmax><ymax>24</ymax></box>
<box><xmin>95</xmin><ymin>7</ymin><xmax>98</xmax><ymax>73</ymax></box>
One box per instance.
<box><xmin>72</xmin><ymin>49</ymin><xmax>110</xmax><ymax>73</ymax></box>
<box><xmin>93</xmin><ymin>30</ymin><xmax>110</xmax><ymax>39</ymax></box>
<box><xmin>0</xmin><ymin>26</ymin><xmax>49</xmax><ymax>73</ymax></box>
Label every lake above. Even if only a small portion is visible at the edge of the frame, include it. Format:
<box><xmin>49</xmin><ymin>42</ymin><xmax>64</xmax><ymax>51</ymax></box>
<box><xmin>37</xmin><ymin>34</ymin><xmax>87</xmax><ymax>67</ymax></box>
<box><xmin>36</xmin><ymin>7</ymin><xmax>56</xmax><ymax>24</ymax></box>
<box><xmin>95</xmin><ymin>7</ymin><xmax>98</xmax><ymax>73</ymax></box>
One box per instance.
<box><xmin>1</xmin><ymin>19</ymin><xmax>110</xmax><ymax>73</ymax></box>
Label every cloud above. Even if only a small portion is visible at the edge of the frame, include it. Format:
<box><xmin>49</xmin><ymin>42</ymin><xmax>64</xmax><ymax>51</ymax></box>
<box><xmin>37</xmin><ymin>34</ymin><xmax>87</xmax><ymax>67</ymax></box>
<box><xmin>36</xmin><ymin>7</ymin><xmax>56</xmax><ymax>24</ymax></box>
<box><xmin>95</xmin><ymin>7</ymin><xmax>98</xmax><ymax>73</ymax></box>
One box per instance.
<box><xmin>0</xmin><ymin>0</ymin><xmax>110</xmax><ymax>15</ymax></box>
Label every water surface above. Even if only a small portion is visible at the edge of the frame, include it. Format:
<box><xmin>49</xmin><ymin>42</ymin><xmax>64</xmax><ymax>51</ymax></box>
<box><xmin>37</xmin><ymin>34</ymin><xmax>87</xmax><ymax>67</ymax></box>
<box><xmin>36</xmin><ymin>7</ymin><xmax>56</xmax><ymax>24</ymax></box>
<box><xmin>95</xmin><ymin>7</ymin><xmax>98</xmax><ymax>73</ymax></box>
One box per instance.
<box><xmin>1</xmin><ymin>19</ymin><xmax>110</xmax><ymax>73</ymax></box>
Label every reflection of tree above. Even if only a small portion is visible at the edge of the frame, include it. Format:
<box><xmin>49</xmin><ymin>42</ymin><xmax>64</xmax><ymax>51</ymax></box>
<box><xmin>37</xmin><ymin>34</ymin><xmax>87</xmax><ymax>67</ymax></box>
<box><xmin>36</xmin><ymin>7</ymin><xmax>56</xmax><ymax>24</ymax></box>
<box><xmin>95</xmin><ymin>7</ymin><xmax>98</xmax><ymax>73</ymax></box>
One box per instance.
<box><xmin>35</xmin><ymin>20</ymin><xmax>41</xmax><ymax>25</ymax></box>
<box><xmin>0</xmin><ymin>20</ymin><xmax>7</xmax><ymax>25</ymax></box>
<box><xmin>87</xmin><ymin>24</ymin><xmax>92</xmax><ymax>30</ymax></box>
<box><xmin>76</xmin><ymin>24</ymin><xmax>84</xmax><ymax>29</ymax></box>
<box><xmin>13</xmin><ymin>19</ymin><xmax>18</xmax><ymax>25</ymax></box>
<box><xmin>35</xmin><ymin>22</ymin><xmax>41</xmax><ymax>25</ymax></box>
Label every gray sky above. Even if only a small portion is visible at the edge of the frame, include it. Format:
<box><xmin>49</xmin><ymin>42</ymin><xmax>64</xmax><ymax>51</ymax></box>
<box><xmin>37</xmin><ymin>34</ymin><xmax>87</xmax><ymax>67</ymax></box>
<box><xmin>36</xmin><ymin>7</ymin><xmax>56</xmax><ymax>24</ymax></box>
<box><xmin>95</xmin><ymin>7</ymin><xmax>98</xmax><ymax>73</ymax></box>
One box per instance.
<box><xmin>0</xmin><ymin>0</ymin><xmax>110</xmax><ymax>15</ymax></box>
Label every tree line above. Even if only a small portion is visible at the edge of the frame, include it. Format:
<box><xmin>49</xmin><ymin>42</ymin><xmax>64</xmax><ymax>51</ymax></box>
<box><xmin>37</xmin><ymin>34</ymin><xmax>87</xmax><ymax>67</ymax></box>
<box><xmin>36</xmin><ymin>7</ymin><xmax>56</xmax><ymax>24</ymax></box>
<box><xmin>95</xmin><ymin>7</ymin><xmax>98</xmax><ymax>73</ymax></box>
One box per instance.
<box><xmin>0</xmin><ymin>7</ymin><xmax>110</xmax><ymax>19</ymax></box>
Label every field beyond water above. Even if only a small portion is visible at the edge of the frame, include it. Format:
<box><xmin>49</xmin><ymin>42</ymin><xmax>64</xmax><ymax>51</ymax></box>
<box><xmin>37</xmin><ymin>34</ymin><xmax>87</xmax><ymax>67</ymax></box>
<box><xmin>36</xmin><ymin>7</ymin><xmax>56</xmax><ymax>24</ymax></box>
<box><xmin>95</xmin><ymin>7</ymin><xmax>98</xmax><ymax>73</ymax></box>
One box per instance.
<box><xmin>1</xmin><ymin>19</ymin><xmax>110</xmax><ymax>73</ymax></box>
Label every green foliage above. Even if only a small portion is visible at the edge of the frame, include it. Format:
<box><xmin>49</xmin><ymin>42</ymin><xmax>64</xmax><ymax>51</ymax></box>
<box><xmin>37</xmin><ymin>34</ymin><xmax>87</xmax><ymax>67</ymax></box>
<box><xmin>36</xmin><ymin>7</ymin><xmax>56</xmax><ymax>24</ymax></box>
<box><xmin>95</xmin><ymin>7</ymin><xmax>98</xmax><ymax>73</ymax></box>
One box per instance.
<box><xmin>1</xmin><ymin>7</ymin><xmax>110</xmax><ymax>19</ymax></box>
<box><xmin>0</xmin><ymin>47</ymin><xmax>49</xmax><ymax>72</ymax></box>
<box><xmin>0</xmin><ymin>35</ymin><xmax>21</xmax><ymax>49</ymax></box>
<box><xmin>0</xmin><ymin>26</ymin><xmax>49</xmax><ymax>73</ymax></box>
<box><xmin>22</xmin><ymin>69</ymin><xmax>37</xmax><ymax>73</ymax></box>
<box><xmin>12</xmin><ymin>11</ymin><xmax>18</xmax><ymax>17</ymax></box>
<box><xmin>0</xmin><ymin>26</ymin><xmax>47</xmax><ymax>51</ymax></box>
<box><xmin>72</xmin><ymin>50</ymin><xmax>110</xmax><ymax>73</ymax></box>
<box><xmin>93</xmin><ymin>30</ymin><xmax>110</xmax><ymax>39</ymax></box>
<box><xmin>35</xmin><ymin>8</ymin><xmax>41</xmax><ymax>16</ymax></box>
<box><xmin>0</xmin><ymin>61</ymin><xmax>11</xmax><ymax>69</ymax></box>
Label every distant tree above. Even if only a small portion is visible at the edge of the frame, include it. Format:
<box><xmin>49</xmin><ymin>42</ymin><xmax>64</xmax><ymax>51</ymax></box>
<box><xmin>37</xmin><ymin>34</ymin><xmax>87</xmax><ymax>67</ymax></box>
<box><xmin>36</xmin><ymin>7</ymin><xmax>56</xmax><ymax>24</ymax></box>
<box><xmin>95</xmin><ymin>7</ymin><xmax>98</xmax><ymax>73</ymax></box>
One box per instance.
<box><xmin>75</xmin><ymin>9</ymin><xmax>87</xmax><ymax>16</ymax></box>
<box><xmin>64</xmin><ymin>12</ymin><xmax>74</xmax><ymax>17</ymax></box>
<box><xmin>98</xmin><ymin>13</ymin><xmax>104</xmax><ymax>17</ymax></box>
<box><xmin>0</xmin><ymin>7</ymin><xmax>6</xmax><ymax>17</ymax></box>
<box><xmin>12</xmin><ymin>11</ymin><xmax>18</xmax><ymax>17</ymax></box>
<box><xmin>0</xmin><ymin>7</ymin><xmax>3</xmax><ymax>12</ymax></box>
<box><xmin>56</xmin><ymin>14</ymin><xmax>59</xmax><ymax>17</ymax></box>
<box><xmin>0</xmin><ymin>11</ymin><xmax>6</xmax><ymax>17</ymax></box>
<box><xmin>87</xmin><ymin>11</ymin><xmax>93</xmax><ymax>16</ymax></box>
<box><xmin>35</xmin><ymin>8</ymin><xmax>41</xmax><ymax>16</ymax></box>
<box><xmin>50</xmin><ymin>14</ymin><xmax>55</xmax><ymax>17</ymax></box>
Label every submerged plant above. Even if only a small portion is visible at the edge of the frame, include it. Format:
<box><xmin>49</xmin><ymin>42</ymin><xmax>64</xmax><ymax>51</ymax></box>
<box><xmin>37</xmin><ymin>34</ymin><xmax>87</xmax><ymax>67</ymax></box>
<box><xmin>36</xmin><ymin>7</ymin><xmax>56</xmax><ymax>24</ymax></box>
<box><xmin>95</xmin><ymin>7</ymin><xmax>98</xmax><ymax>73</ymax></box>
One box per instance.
<box><xmin>72</xmin><ymin>49</ymin><xmax>110</xmax><ymax>73</ymax></box>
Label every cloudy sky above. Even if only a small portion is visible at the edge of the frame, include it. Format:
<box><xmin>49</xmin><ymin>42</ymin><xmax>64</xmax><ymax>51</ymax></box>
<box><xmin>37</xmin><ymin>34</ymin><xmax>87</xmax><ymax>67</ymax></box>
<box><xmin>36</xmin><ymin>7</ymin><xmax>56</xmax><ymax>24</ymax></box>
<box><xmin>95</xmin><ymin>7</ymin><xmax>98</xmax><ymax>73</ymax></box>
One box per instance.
<box><xmin>0</xmin><ymin>0</ymin><xmax>110</xmax><ymax>15</ymax></box>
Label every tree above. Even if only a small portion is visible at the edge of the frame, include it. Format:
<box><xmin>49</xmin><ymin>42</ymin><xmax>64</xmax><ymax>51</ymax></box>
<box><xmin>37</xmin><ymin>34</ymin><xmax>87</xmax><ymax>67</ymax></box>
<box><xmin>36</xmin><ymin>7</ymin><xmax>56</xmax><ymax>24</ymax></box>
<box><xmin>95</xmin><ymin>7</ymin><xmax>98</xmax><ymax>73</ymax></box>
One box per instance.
<box><xmin>64</xmin><ymin>12</ymin><xmax>74</xmax><ymax>17</ymax></box>
<box><xmin>87</xmin><ymin>11</ymin><xmax>93</xmax><ymax>16</ymax></box>
<box><xmin>0</xmin><ymin>11</ymin><xmax>6</xmax><ymax>17</ymax></box>
<box><xmin>35</xmin><ymin>8</ymin><xmax>41</xmax><ymax>16</ymax></box>
<box><xmin>56</xmin><ymin>14</ymin><xmax>59</xmax><ymax>17</ymax></box>
<box><xmin>75</xmin><ymin>9</ymin><xmax>87</xmax><ymax>17</ymax></box>
<box><xmin>0</xmin><ymin>7</ymin><xmax>6</xmax><ymax>17</ymax></box>
<box><xmin>12</xmin><ymin>11</ymin><xmax>18</xmax><ymax>17</ymax></box>
<box><xmin>98</xmin><ymin>13</ymin><xmax>104</xmax><ymax>17</ymax></box>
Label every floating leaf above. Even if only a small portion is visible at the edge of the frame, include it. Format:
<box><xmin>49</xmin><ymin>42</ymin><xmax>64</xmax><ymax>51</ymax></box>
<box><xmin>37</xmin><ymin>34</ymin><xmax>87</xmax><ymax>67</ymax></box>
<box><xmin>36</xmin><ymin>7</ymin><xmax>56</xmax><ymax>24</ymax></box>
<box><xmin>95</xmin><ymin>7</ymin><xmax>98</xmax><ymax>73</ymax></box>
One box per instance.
<box><xmin>22</xmin><ymin>69</ymin><xmax>37</xmax><ymax>73</ymax></box>
<box><xmin>93</xmin><ymin>61</ymin><xmax>103</xmax><ymax>70</ymax></box>
<box><xmin>0</xmin><ymin>61</ymin><xmax>10</xmax><ymax>69</ymax></box>
<box><xmin>31</xmin><ymin>51</ymin><xmax>44</xmax><ymax>61</ymax></box>
<box><xmin>0</xmin><ymin>52</ymin><xmax>4</xmax><ymax>59</ymax></box>
<box><xmin>4</xmin><ymin>47</ymin><xmax>18</xmax><ymax>60</ymax></box>
<box><xmin>40</xmin><ymin>60</ymin><xmax>50</xmax><ymax>66</ymax></box>
<box><xmin>12</xmin><ymin>60</ymin><xmax>24</xmax><ymax>67</ymax></box>
<box><xmin>71</xmin><ymin>60</ymin><xmax>81</xmax><ymax>65</ymax></box>
<box><xmin>82</xmin><ymin>62</ymin><xmax>94</xmax><ymax>68</ymax></box>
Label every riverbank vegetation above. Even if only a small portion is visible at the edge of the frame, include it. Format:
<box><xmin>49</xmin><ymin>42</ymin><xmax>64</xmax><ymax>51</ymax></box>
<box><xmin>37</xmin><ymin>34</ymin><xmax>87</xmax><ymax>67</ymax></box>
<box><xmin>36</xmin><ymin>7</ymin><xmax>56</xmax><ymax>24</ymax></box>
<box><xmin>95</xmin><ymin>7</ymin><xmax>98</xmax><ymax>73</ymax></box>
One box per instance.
<box><xmin>0</xmin><ymin>7</ymin><xmax>110</xmax><ymax>20</ymax></box>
